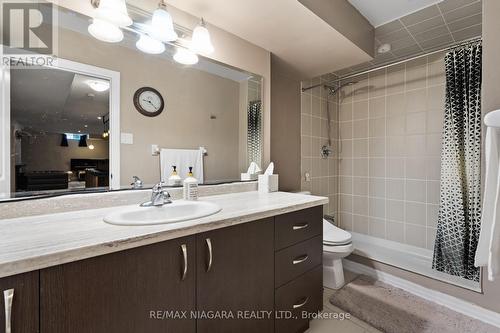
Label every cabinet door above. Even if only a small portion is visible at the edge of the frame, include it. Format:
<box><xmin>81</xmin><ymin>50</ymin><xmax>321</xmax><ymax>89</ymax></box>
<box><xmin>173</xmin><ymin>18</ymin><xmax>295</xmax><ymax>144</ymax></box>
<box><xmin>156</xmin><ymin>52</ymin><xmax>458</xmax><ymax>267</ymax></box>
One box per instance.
<box><xmin>0</xmin><ymin>272</ymin><xmax>39</xmax><ymax>333</ymax></box>
<box><xmin>196</xmin><ymin>218</ymin><xmax>275</xmax><ymax>333</ymax></box>
<box><xmin>40</xmin><ymin>236</ymin><xmax>196</xmax><ymax>333</ymax></box>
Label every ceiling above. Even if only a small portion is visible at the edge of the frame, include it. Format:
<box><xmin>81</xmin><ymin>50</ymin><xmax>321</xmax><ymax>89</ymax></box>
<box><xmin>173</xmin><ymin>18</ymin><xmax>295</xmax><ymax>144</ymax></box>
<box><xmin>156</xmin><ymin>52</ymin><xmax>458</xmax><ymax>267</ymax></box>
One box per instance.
<box><xmin>348</xmin><ymin>0</ymin><xmax>443</xmax><ymax>27</ymax></box>
<box><xmin>11</xmin><ymin>68</ymin><xmax>109</xmax><ymax>135</ymax></box>
<box><xmin>162</xmin><ymin>0</ymin><xmax>372</xmax><ymax>78</ymax></box>
<box><xmin>334</xmin><ymin>0</ymin><xmax>482</xmax><ymax>77</ymax></box>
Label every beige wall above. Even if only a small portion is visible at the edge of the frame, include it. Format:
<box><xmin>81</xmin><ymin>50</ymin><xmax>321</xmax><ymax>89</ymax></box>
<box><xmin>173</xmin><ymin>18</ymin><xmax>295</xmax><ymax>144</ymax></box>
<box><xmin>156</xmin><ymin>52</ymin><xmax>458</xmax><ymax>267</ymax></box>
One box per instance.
<box><xmin>298</xmin><ymin>0</ymin><xmax>374</xmax><ymax>57</ymax></box>
<box><xmin>335</xmin><ymin>54</ymin><xmax>445</xmax><ymax>249</ymax></box>
<box><xmin>271</xmin><ymin>55</ymin><xmax>302</xmax><ymax>192</ymax></box>
<box><xmin>49</xmin><ymin>0</ymin><xmax>271</xmax><ymax>167</ymax></box>
<box><xmin>56</xmin><ymin>28</ymin><xmax>241</xmax><ymax>185</ymax></box>
<box><xmin>20</xmin><ymin>133</ymin><xmax>108</xmax><ymax>172</ymax></box>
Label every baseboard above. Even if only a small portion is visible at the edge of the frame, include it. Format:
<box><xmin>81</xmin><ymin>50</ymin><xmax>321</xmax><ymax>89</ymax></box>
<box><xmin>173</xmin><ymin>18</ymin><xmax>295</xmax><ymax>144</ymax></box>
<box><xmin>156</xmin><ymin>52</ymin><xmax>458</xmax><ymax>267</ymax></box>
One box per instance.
<box><xmin>343</xmin><ymin>259</ymin><xmax>500</xmax><ymax>328</ymax></box>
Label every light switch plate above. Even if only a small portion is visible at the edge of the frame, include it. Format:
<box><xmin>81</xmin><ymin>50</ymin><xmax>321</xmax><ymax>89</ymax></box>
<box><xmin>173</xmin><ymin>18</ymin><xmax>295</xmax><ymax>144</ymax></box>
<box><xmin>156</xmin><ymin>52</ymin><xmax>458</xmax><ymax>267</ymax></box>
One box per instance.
<box><xmin>121</xmin><ymin>133</ymin><xmax>134</xmax><ymax>144</ymax></box>
<box><xmin>151</xmin><ymin>144</ymin><xmax>160</xmax><ymax>156</ymax></box>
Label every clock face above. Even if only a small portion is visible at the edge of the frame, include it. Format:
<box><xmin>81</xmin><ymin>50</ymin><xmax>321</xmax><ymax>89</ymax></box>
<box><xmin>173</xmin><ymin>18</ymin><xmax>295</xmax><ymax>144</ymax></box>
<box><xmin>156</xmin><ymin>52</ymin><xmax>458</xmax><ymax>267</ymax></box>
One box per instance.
<box><xmin>133</xmin><ymin>87</ymin><xmax>164</xmax><ymax>117</ymax></box>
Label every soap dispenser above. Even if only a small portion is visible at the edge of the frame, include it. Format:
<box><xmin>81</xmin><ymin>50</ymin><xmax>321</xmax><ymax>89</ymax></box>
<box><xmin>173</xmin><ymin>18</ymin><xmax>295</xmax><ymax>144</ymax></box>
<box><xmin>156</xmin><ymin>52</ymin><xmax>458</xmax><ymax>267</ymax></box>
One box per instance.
<box><xmin>168</xmin><ymin>166</ymin><xmax>182</xmax><ymax>186</ymax></box>
<box><xmin>183</xmin><ymin>167</ymin><xmax>198</xmax><ymax>200</ymax></box>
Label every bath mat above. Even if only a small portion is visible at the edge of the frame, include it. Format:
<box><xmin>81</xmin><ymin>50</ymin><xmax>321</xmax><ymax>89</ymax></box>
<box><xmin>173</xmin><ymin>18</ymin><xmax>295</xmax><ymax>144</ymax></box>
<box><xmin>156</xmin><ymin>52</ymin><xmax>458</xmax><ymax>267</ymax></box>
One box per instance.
<box><xmin>329</xmin><ymin>275</ymin><xmax>498</xmax><ymax>333</ymax></box>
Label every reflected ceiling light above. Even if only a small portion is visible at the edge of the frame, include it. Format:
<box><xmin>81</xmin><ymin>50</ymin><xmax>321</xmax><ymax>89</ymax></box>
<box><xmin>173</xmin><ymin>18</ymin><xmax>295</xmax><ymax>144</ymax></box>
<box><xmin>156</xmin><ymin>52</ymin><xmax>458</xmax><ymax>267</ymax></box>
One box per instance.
<box><xmin>94</xmin><ymin>0</ymin><xmax>132</xmax><ymax>27</ymax></box>
<box><xmin>88</xmin><ymin>144</ymin><xmax>95</xmax><ymax>150</ymax></box>
<box><xmin>86</xmin><ymin>79</ymin><xmax>110</xmax><ymax>92</ymax></box>
<box><xmin>88</xmin><ymin>18</ymin><xmax>124</xmax><ymax>43</ymax></box>
<box><xmin>173</xmin><ymin>48</ymin><xmax>199</xmax><ymax>65</ymax></box>
<box><xmin>151</xmin><ymin>0</ymin><xmax>178</xmax><ymax>42</ymax></box>
<box><xmin>191</xmin><ymin>18</ymin><xmax>214</xmax><ymax>54</ymax></box>
<box><xmin>136</xmin><ymin>34</ymin><xmax>166</xmax><ymax>54</ymax></box>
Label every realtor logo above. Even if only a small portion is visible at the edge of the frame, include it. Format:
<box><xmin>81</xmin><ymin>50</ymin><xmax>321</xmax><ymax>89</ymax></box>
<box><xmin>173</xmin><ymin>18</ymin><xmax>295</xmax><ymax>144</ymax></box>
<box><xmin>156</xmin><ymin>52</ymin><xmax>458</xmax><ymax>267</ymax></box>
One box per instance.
<box><xmin>2</xmin><ymin>1</ymin><xmax>54</xmax><ymax>55</ymax></box>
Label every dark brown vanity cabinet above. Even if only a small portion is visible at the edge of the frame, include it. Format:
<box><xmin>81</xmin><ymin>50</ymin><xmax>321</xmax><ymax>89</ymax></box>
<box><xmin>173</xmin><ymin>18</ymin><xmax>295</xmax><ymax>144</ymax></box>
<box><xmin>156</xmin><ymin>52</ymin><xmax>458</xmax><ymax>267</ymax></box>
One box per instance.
<box><xmin>0</xmin><ymin>271</ymin><xmax>39</xmax><ymax>333</ymax></box>
<box><xmin>40</xmin><ymin>236</ymin><xmax>197</xmax><ymax>333</ymax></box>
<box><xmin>196</xmin><ymin>218</ymin><xmax>275</xmax><ymax>333</ymax></box>
<box><xmin>1</xmin><ymin>206</ymin><xmax>323</xmax><ymax>333</ymax></box>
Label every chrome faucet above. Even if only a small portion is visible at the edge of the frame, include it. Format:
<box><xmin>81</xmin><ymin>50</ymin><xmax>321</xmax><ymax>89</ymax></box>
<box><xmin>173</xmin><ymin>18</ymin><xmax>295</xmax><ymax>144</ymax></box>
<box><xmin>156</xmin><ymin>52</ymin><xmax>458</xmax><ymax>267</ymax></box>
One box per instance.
<box><xmin>140</xmin><ymin>181</ymin><xmax>172</xmax><ymax>207</ymax></box>
<box><xmin>131</xmin><ymin>176</ymin><xmax>143</xmax><ymax>189</ymax></box>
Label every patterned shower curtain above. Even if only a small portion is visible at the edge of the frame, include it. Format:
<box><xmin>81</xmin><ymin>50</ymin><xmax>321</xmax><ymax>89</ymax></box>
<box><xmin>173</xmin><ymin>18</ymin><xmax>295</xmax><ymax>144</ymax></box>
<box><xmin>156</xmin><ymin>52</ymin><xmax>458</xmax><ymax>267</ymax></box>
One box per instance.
<box><xmin>247</xmin><ymin>100</ymin><xmax>262</xmax><ymax>166</ymax></box>
<box><xmin>432</xmin><ymin>42</ymin><xmax>482</xmax><ymax>282</ymax></box>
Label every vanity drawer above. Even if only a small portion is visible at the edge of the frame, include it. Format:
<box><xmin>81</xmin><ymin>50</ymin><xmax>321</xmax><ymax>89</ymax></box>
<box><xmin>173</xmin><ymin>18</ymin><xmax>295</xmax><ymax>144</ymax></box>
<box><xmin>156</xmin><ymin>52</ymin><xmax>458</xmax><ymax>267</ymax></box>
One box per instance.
<box><xmin>275</xmin><ymin>265</ymin><xmax>323</xmax><ymax>333</ymax></box>
<box><xmin>275</xmin><ymin>235</ymin><xmax>322</xmax><ymax>288</ymax></box>
<box><xmin>275</xmin><ymin>207</ymin><xmax>323</xmax><ymax>250</ymax></box>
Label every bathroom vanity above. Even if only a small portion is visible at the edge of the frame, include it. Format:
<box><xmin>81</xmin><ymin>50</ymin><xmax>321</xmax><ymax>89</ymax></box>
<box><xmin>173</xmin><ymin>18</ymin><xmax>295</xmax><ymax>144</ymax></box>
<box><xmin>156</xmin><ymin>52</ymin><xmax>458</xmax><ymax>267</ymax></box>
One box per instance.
<box><xmin>0</xmin><ymin>191</ymin><xmax>327</xmax><ymax>333</ymax></box>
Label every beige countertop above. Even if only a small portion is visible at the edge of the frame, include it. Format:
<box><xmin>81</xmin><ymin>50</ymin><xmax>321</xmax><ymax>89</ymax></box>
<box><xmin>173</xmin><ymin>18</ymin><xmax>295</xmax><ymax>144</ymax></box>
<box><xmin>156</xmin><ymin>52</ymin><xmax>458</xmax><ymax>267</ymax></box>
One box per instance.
<box><xmin>0</xmin><ymin>191</ymin><xmax>327</xmax><ymax>278</ymax></box>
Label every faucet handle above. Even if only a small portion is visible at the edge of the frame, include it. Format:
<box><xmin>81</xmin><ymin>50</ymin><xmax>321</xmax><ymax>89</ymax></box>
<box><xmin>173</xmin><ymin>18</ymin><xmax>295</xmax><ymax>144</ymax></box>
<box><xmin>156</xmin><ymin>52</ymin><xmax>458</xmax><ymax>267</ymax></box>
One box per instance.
<box><xmin>152</xmin><ymin>181</ymin><xmax>166</xmax><ymax>192</ymax></box>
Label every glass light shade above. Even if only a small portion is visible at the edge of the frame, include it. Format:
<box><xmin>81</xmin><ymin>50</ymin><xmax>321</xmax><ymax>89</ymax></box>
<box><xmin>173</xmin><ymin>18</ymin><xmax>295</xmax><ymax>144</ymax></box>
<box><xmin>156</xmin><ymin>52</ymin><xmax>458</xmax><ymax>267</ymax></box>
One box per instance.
<box><xmin>136</xmin><ymin>34</ymin><xmax>165</xmax><ymax>55</ymax></box>
<box><xmin>191</xmin><ymin>22</ymin><xmax>214</xmax><ymax>54</ymax></box>
<box><xmin>86</xmin><ymin>80</ymin><xmax>110</xmax><ymax>92</ymax></box>
<box><xmin>173</xmin><ymin>48</ymin><xmax>199</xmax><ymax>65</ymax></box>
<box><xmin>88</xmin><ymin>18</ymin><xmax>123</xmax><ymax>43</ymax></box>
<box><xmin>95</xmin><ymin>0</ymin><xmax>132</xmax><ymax>27</ymax></box>
<box><xmin>151</xmin><ymin>8</ymin><xmax>178</xmax><ymax>42</ymax></box>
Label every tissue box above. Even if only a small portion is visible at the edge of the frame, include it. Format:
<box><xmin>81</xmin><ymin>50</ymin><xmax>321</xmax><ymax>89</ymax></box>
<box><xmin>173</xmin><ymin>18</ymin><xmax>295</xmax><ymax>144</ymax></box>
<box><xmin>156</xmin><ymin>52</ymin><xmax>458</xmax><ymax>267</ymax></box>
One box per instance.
<box><xmin>258</xmin><ymin>174</ymin><xmax>279</xmax><ymax>193</ymax></box>
<box><xmin>241</xmin><ymin>173</ymin><xmax>260</xmax><ymax>181</ymax></box>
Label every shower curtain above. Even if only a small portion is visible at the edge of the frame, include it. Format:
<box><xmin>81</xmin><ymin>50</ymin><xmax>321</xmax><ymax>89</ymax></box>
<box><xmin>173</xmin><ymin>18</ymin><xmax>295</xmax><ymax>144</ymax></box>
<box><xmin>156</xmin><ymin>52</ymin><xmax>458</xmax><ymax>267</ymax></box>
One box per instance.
<box><xmin>247</xmin><ymin>100</ymin><xmax>262</xmax><ymax>166</ymax></box>
<box><xmin>432</xmin><ymin>41</ymin><xmax>482</xmax><ymax>282</ymax></box>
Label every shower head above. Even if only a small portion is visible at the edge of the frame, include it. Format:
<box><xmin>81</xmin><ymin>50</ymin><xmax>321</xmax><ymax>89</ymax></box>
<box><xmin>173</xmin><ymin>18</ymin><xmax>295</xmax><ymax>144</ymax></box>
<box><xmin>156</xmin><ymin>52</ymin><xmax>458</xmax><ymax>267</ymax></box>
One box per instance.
<box><xmin>323</xmin><ymin>81</ymin><xmax>358</xmax><ymax>95</ymax></box>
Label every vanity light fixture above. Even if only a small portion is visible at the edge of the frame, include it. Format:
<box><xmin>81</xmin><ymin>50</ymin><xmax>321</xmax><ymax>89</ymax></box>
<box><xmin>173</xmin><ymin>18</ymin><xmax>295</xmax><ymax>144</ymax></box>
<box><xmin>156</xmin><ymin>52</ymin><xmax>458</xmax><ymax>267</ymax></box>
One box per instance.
<box><xmin>191</xmin><ymin>18</ymin><xmax>214</xmax><ymax>54</ymax></box>
<box><xmin>173</xmin><ymin>47</ymin><xmax>199</xmax><ymax>65</ymax></box>
<box><xmin>151</xmin><ymin>0</ymin><xmax>178</xmax><ymax>42</ymax></box>
<box><xmin>86</xmin><ymin>79</ymin><xmax>110</xmax><ymax>92</ymax></box>
<box><xmin>89</xmin><ymin>0</ymin><xmax>215</xmax><ymax>65</ymax></box>
<box><xmin>93</xmin><ymin>0</ymin><xmax>132</xmax><ymax>27</ymax></box>
<box><xmin>88</xmin><ymin>18</ymin><xmax>124</xmax><ymax>43</ymax></box>
<box><xmin>136</xmin><ymin>34</ymin><xmax>166</xmax><ymax>54</ymax></box>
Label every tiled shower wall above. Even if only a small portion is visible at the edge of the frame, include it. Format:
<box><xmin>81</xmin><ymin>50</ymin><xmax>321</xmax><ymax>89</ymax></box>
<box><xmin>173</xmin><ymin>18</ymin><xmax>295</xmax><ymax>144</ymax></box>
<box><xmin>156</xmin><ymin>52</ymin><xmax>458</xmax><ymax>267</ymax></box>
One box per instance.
<box><xmin>300</xmin><ymin>75</ymin><xmax>339</xmax><ymax>217</ymax></box>
<box><xmin>301</xmin><ymin>52</ymin><xmax>446</xmax><ymax>250</ymax></box>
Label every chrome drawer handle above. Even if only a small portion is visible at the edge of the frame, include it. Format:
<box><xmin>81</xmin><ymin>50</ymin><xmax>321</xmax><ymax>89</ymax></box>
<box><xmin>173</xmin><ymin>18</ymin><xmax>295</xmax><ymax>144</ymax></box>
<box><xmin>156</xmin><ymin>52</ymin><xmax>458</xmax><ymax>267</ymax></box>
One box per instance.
<box><xmin>206</xmin><ymin>238</ymin><xmax>213</xmax><ymax>272</ymax></box>
<box><xmin>292</xmin><ymin>254</ymin><xmax>309</xmax><ymax>265</ymax></box>
<box><xmin>293</xmin><ymin>296</ymin><xmax>309</xmax><ymax>309</ymax></box>
<box><xmin>181</xmin><ymin>244</ymin><xmax>188</xmax><ymax>281</ymax></box>
<box><xmin>293</xmin><ymin>223</ymin><xmax>309</xmax><ymax>231</ymax></box>
<box><xmin>4</xmin><ymin>289</ymin><xmax>14</xmax><ymax>333</ymax></box>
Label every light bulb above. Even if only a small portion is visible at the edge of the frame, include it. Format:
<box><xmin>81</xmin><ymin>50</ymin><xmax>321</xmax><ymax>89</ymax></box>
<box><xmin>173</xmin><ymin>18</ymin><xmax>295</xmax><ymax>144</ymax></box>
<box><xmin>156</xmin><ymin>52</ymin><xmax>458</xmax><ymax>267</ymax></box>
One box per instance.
<box><xmin>191</xmin><ymin>19</ymin><xmax>214</xmax><ymax>54</ymax></box>
<box><xmin>88</xmin><ymin>18</ymin><xmax>123</xmax><ymax>43</ymax></box>
<box><xmin>86</xmin><ymin>80</ymin><xmax>110</xmax><ymax>92</ymax></box>
<box><xmin>95</xmin><ymin>0</ymin><xmax>132</xmax><ymax>27</ymax></box>
<box><xmin>136</xmin><ymin>34</ymin><xmax>165</xmax><ymax>54</ymax></box>
<box><xmin>173</xmin><ymin>48</ymin><xmax>199</xmax><ymax>65</ymax></box>
<box><xmin>151</xmin><ymin>7</ymin><xmax>178</xmax><ymax>42</ymax></box>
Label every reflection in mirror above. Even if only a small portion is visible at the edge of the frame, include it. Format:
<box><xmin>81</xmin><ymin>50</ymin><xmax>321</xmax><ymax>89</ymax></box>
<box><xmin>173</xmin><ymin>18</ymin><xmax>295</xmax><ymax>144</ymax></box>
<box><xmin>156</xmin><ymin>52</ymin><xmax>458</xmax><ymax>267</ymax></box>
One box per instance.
<box><xmin>10</xmin><ymin>68</ymin><xmax>110</xmax><ymax>196</ymax></box>
<box><xmin>0</xmin><ymin>4</ymin><xmax>264</xmax><ymax>201</ymax></box>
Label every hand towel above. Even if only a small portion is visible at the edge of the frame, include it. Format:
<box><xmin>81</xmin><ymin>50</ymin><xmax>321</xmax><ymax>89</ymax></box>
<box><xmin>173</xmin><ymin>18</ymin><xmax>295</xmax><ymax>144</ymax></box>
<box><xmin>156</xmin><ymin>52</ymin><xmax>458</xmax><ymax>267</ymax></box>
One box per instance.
<box><xmin>475</xmin><ymin>127</ymin><xmax>500</xmax><ymax>280</ymax></box>
<box><xmin>160</xmin><ymin>148</ymin><xmax>204</xmax><ymax>184</ymax></box>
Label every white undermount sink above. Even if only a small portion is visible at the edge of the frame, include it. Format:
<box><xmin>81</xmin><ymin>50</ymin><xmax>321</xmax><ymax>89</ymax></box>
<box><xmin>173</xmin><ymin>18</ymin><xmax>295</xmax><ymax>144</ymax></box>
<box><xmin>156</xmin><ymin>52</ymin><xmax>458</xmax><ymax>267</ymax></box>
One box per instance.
<box><xmin>103</xmin><ymin>200</ymin><xmax>222</xmax><ymax>226</ymax></box>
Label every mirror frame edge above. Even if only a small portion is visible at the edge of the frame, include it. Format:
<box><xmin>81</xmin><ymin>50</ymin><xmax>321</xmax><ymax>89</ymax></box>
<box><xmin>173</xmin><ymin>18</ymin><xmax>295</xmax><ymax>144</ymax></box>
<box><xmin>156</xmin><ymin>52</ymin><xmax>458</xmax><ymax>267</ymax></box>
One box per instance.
<box><xmin>0</xmin><ymin>56</ymin><xmax>121</xmax><ymax>198</ymax></box>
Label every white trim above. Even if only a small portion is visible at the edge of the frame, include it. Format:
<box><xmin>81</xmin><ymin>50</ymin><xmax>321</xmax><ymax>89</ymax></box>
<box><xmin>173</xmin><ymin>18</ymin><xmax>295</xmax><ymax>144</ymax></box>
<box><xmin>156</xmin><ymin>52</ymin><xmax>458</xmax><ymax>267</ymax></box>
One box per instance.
<box><xmin>0</xmin><ymin>63</ymin><xmax>11</xmax><ymax>197</ymax></box>
<box><xmin>343</xmin><ymin>259</ymin><xmax>500</xmax><ymax>328</ymax></box>
<box><xmin>0</xmin><ymin>57</ymin><xmax>121</xmax><ymax>191</ymax></box>
<box><xmin>351</xmin><ymin>231</ymin><xmax>482</xmax><ymax>291</ymax></box>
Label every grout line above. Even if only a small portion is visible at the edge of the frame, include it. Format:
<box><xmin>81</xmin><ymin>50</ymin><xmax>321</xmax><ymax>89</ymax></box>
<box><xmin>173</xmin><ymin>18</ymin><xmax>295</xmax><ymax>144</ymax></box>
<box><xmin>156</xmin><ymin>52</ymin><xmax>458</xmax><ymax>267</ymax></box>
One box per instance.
<box><xmin>437</xmin><ymin>4</ymin><xmax>456</xmax><ymax>43</ymax></box>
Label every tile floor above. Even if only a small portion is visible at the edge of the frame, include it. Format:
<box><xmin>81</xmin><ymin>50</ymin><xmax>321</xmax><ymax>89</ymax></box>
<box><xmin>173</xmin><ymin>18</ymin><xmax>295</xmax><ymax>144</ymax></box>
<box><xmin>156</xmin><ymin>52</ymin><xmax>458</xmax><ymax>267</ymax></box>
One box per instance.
<box><xmin>306</xmin><ymin>287</ymin><xmax>381</xmax><ymax>333</ymax></box>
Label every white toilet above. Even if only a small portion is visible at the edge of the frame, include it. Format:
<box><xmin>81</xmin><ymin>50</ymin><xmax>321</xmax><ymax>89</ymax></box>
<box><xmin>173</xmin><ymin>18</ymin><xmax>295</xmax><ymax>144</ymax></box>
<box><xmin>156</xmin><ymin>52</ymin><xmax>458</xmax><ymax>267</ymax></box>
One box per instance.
<box><xmin>323</xmin><ymin>219</ymin><xmax>354</xmax><ymax>289</ymax></box>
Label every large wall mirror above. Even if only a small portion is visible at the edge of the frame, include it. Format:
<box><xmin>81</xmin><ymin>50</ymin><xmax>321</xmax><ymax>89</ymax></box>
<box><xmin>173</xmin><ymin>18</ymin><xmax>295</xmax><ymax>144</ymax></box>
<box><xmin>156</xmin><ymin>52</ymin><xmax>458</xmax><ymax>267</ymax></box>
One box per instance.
<box><xmin>0</xmin><ymin>4</ymin><xmax>264</xmax><ymax>200</ymax></box>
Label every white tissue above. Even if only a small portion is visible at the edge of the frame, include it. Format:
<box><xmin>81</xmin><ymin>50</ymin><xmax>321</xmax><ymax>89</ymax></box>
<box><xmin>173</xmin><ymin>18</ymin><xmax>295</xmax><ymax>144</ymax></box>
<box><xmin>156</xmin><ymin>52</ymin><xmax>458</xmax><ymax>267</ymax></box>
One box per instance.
<box><xmin>264</xmin><ymin>162</ymin><xmax>274</xmax><ymax>175</ymax></box>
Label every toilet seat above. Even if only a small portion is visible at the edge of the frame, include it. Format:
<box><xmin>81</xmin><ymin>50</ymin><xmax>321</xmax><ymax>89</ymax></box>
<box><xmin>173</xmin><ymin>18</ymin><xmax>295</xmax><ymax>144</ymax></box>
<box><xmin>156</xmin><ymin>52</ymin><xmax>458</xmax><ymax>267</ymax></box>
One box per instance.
<box><xmin>323</xmin><ymin>219</ymin><xmax>352</xmax><ymax>246</ymax></box>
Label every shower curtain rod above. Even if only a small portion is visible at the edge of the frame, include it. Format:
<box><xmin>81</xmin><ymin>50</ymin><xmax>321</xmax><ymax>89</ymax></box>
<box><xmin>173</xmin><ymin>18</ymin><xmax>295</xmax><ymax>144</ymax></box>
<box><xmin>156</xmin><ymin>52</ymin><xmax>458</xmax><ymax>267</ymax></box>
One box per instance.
<box><xmin>327</xmin><ymin>36</ymin><xmax>482</xmax><ymax>84</ymax></box>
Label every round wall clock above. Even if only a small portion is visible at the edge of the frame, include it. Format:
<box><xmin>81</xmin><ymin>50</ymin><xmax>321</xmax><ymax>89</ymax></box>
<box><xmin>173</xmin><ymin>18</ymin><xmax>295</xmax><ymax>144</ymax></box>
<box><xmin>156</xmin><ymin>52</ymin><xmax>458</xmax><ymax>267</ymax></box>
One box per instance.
<box><xmin>133</xmin><ymin>87</ymin><xmax>165</xmax><ymax>117</ymax></box>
